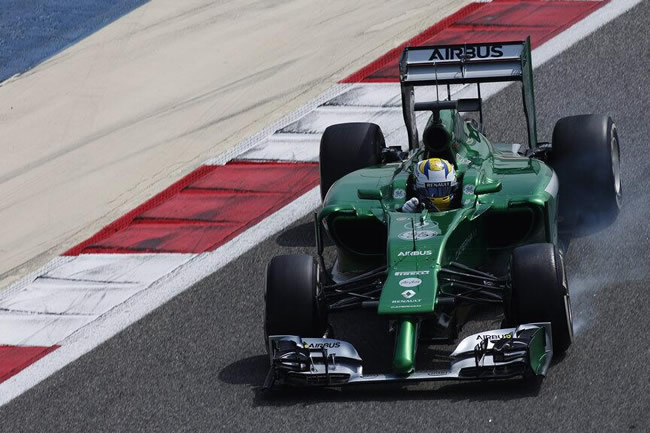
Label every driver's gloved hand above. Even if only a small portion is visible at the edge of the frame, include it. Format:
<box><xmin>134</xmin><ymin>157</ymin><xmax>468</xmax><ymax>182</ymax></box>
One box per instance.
<box><xmin>402</xmin><ymin>197</ymin><xmax>419</xmax><ymax>213</ymax></box>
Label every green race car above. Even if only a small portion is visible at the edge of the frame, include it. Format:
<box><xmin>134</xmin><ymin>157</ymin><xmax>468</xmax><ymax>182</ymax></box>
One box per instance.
<box><xmin>263</xmin><ymin>38</ymin><xmax>621</xmax><ymax>388</ymax></box>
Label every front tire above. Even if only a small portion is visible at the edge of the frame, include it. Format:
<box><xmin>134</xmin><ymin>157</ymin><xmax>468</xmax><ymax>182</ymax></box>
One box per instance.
<box><xmin>509</xmin><ymin>243</ymin><xmax>573</xmax><ymax>353</ymax></box>
<box><xmin>264</xmin><ymin>255</ymin><xmax>327</xmax><ymax>346</ymax></box>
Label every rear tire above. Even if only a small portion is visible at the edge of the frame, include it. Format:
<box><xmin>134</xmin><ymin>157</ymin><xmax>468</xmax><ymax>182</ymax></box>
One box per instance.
<box><xmin>509</xmin><ymin>243</ymin><xmax>573</xmax><ymax>353</ymax></box>
<box><xmin>264</xmin><ymin>255</ymin><xmax>327</xmax><ymax>346</ymax></box>
<box><xmin>550</xmin><ymin>115</ymin><xmax>621</xmax><ymax>236</ymax></box>
<box><xmin>319</xmin><ymin>122</ymin><xmax>385</xmax><ymax>200</ymax></box>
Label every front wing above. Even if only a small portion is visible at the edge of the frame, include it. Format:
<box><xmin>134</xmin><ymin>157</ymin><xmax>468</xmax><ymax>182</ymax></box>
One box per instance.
<box><xmin>264</xmin><ymin>323</ymin><xmax>552</xmax><ymax>389</ymax></box>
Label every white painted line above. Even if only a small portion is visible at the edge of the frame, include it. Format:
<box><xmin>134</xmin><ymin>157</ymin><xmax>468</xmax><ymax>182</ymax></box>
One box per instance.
<box><xmin>532</xmin><ymin>0</ymin><xmax>640</xmax><ymax>69</ymax></box>
<box><xmin>455</xmin><ymin>0</ymin><xmax>644</xmax><ymax>101</ymax></box>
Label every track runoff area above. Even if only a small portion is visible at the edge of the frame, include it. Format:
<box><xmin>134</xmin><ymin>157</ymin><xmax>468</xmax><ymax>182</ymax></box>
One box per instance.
<box><xmin>0</xmin><ymin>0</ymin><xmax>642</xmax><ymax>406</ymax></box>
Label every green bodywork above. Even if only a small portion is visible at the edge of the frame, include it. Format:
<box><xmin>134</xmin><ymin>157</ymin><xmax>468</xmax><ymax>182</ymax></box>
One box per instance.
<box><xmin>319</xmin><ymin>112</ymin><xmax>557</xmax><ymax>375</ymax></box>
<box><xmin>317</xmin><ymin>38</ymin><xmax>556</xmax><ymax>375</ymax></box>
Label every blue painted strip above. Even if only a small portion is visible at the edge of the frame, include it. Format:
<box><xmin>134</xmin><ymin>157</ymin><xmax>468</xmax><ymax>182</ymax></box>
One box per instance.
<box><xmin>0</xmin><ymin>0</ymin><xmax>148</xmax><ymax>82</ymax></box>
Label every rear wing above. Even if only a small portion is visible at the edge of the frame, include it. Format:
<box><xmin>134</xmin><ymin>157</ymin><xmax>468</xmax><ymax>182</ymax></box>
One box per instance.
<box><xmin>399</xmin><ymin>38</ymin><xmax>538</xmax><ymax>149</ymax></box>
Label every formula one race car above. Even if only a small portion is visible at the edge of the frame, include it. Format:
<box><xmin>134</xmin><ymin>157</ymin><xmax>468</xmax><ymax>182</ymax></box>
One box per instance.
<box><xmin>263</xmin><ymin>38</ymin><xmax>621</xmax><ymax>388</ymax></box>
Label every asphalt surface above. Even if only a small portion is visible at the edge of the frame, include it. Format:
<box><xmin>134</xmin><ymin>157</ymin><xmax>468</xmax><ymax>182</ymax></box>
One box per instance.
<box><xmin>0</xmin><ymin>0</ymin><xmax>147</xmax><ymax>82</ymax></box>
<box><xmin>2</xmin><ymin>2</ymin><xmax>649</xmax><ymax>432</ymax></box>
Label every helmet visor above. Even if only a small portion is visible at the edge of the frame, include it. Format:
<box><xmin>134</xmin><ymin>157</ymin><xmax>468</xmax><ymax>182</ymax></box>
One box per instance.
<box><xmin>418</xmin><ymin>181</ymin><xmax>456</xmax><ymax>198</ymax></box>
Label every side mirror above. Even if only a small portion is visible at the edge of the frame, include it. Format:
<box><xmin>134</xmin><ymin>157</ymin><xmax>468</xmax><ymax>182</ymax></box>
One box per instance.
<box><xmin>357</xmin><ymin>188</ymin><xmax>383</xmax><ymax>200</ymax></box>
<box><xmin>474</xmin><ymin>181</ymin><xmax>502</xmax><ymax>195</ymax></box>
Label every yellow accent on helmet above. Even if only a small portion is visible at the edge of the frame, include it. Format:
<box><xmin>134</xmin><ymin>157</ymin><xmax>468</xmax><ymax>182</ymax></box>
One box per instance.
<box><xmin>432</xmin><ymin>195</ymin><xmax>452</xmax><ymax>211</ymax></box>
<box><xmin>417</xmin><ymin>158</ymin><xmax>452</xmax><ymax>174</ymax></box>
<box><xmin>431</xmin><ymin>158</ymin><xmax>447</xmax><ymax>171</ymax></box>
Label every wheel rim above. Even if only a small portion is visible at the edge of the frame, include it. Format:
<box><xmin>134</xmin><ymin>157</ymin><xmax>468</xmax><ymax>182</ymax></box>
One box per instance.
<box><xmin>611</xmin><ymin>131</ymin><xmax>622</xmax><ymax>207</ymax></box>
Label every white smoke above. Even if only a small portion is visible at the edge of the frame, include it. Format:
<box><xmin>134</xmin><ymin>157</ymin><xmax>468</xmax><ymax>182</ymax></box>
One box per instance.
<box><xmin>568</xmin><ymin>275</ymin><xmax>606</xmax><ymax>336</ymax></box>
<box><xmin>567</xmin><ymin>191</ymin><xmax>649</xmax><ymax>336</ymax></box>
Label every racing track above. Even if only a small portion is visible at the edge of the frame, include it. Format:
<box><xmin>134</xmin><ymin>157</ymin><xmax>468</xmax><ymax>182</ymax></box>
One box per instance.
<box><xmin>1</xmin><ymin>2</ymin><xmax>649</xmax><ymax>432</ymax></box>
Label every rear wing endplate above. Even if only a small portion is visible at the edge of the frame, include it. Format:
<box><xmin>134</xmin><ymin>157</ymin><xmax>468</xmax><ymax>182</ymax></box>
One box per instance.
<box><xmin>399</xmin><ymin>38</ymin><xmax>537</xmax><ymax>149</ymax></box>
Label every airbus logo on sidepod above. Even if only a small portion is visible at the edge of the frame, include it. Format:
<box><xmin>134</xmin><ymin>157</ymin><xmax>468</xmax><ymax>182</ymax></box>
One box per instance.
<box><xmin>398</xmin><ymin>250</ymin><xmax>432</xmax><ymax>257</ymax></box>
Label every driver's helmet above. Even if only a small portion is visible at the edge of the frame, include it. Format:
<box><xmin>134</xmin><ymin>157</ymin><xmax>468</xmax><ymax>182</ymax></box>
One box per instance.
<box><xmin>414</xmin><ymin>158</ymin><xmax>458</xmax><ymax>211</ymax></box>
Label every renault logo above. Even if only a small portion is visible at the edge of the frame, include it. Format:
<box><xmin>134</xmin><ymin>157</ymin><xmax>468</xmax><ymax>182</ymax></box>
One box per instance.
<box><xmin>401</xmin><ymin>289</ymin><xmax>416</xmax><ymax>299</ymax></box>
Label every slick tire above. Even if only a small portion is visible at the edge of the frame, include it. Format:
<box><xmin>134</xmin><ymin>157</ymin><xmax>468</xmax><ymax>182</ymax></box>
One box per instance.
<box><xmin>550</xmin><ymin>115</ymin><xmax>622</xmax><ymax>236</ymax></box>
<box><xmin>510</xmin><ymin>243</ymin><xmax>573</xmax><ymax>353</ymax></box>
<box><xmin>264</xmin><ymin>255</ymin><xmax>327</xmax><ymax>347</ymax></box>
<box><xmin>319</xmin><ymin>122</ymin><xmax>385</xmax><ymax>200</ymax></box>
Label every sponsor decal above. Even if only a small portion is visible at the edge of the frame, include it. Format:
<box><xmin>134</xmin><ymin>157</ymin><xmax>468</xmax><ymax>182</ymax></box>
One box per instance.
<box><xmin>395</xmin><ymin>216</ymin><xmax>408</xmax><ymax>222</ymax></box>
<box><xmin>476</xmin><ymin>333</ymin><xmax>512</xmax><ymax>342</ymax></box>
<box><xmin>401</xmin><ymin>289</ymin><xmax>416</xmax><ymax>299</ymax></box>
<box><xmin>399</xmin><ymin>277</ymin><xmax>422</xmax><ymax>288</ymax></box>
<box><xmin>463</xmin><ymin>184</ymin><xmax>475</xmax><ymax>195</ymax></box>
<box><xmin>427</xmin><ymin>45</ymin><xmax>504</xmax><ymax>61</ymax></box>
<box><xmin>453</xmin><ymin>230</ymin><xmax>476</xmax><ymax>261</ymax></box>
<box><xmin>456</xmin><ymin>153</ymin><xmax>471</xmax><ymax>165</ymax></box>
<box><xmin>398</xmin><ymin>229</ymin><xmax>439</xmax><ymax>241</ymax></box>
<box><xmin>426</xmin><ymin>370</ymin><xmax>449</xmax><ymax>377</ymax></box>
<box><xmin>305</xmin><ymin>342</ymin><xmax>341</xmax><ymax>349</ymax></box>
<box><xmin>424</xmin><ymin>181</ymin><xmax>451</xmax><ymax>188</ymax></box>
<box><xmin>392</xmin><ymin>188</ymin><xmax>406</xmax><ymax>200</ymax></box>
<box><xmin>398</xmin><ymin>250</ymin><xmax>432</xmax><ymax>257</ymax></box>
<box><xmin>403</xmin><ymin>220</ymin><xmax>431</xmax><ymax>230</ymax></box>
<box><xmin>392</xmin><ymin>299</ymin><xmax>421</xmax><ymax>304</ymax></box>
<box><xmin>395</xmin><ymin>270</ymin><xmax>430</xmax><ymax>276</ymax></box>
<box><xmin>391</xmin><ymin>299</ymin><xmax>423</xmax><ymax>308</ymax></box>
